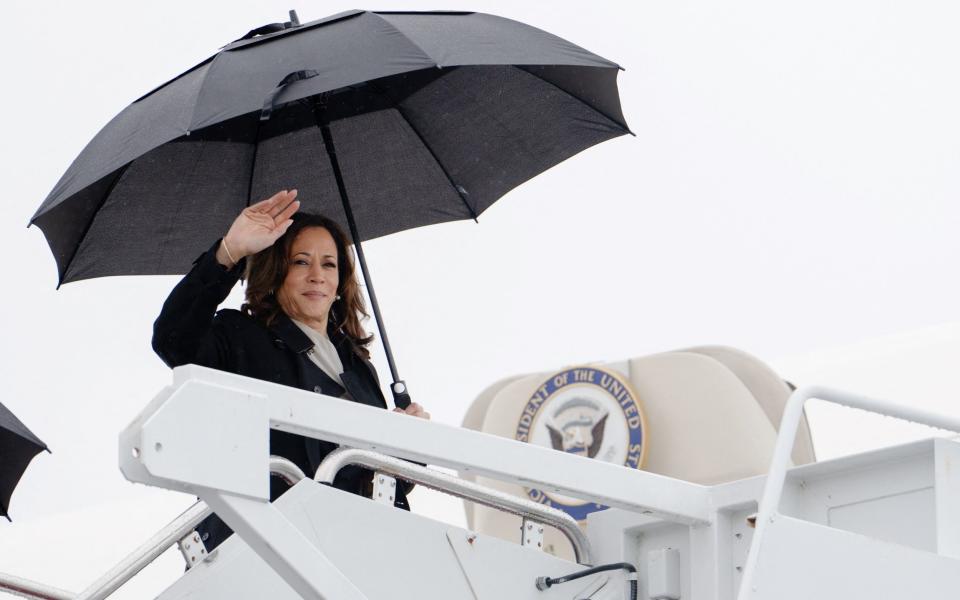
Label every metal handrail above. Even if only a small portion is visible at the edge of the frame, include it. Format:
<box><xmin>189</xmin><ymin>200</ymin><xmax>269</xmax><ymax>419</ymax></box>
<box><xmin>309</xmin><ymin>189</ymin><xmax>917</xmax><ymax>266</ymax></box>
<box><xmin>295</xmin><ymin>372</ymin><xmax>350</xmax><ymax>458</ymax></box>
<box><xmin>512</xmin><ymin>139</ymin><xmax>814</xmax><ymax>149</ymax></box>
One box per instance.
<box><xmin>269</xmin><ymin>455</ymin><xmax>309</xmax><ymax>487</ymax></box>
<box><xmin>0</xmin><ymin>573</ymin><xmax>74</xmax><ymax>600</ymax></box>
<box><xmin>0</xmin><ymin>457</ymin><xmax>308</xmax><ymax>600</ymax></box>
<box><xmin>736</xmin><ymin>385</ymin><xmax>960</xmax><ymax>600</ymax></box>
<box><xmin>74</xmin><ymin>502</ymin><xmax>211</xmax><ymax>600</ymax></box>
<box><xmin>74</xmin><ymin>456</ymin><xmax>306</xmax><ymax>600</ymax></box>
<box><xmin>314</xmin><ymin>448</ymin><xmax>595</xmax><ymax>565</ymax></box>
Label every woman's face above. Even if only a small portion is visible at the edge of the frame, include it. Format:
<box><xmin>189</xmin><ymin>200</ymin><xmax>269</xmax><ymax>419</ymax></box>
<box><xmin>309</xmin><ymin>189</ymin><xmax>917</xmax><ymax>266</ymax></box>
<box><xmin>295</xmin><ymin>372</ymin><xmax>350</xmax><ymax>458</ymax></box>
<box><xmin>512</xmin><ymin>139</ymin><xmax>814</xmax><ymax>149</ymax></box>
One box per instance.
<box><xmin>277</xmin><ymin>227</ymin><xmax>340</xmax><ymax>330</ymax></box>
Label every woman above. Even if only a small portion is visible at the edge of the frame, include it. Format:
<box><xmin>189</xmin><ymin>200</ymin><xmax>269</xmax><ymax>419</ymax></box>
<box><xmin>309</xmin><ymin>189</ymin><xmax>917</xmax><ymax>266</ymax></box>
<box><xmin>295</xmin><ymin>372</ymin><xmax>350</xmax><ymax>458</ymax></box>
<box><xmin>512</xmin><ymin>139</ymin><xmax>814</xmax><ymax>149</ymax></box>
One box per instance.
<box><xmin>153</xmin><ymin>189</ymin><xmax>428</xmax><ymax>549</ymax></box>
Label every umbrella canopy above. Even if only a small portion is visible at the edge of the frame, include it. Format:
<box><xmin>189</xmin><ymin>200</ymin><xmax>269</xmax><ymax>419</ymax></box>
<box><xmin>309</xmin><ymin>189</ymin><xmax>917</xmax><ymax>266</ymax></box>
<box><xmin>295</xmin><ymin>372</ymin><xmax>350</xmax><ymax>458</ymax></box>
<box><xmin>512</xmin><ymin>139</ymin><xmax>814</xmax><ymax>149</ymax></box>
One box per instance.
<box><xmin>0</xmin><ymin>402</ymin><xmax>48</xmax><ymax>521</ymax></box>
<box><xmin>31</xmin><ymin>9</ymin><xmax>630</xmax><ymax>284</ymax></box>
<box><xmin>31</xmin><ymin>9</ymin><xmax>630</xmax><ymax>407</ymax></box>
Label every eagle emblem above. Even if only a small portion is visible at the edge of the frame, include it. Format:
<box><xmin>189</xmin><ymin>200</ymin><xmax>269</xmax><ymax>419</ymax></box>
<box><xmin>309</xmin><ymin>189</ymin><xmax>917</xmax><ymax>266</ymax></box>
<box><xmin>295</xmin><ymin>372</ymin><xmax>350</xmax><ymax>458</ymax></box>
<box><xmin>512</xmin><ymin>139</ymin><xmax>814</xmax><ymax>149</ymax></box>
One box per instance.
<box><xmin>514</xmin><ymin>366</ymin><xmax>647</xmax><ymax>521</ymax></box>
<box><xmin>545</xmin><ymin>398</ymin><xmax>609</xmax><ymax>459</ymax></box>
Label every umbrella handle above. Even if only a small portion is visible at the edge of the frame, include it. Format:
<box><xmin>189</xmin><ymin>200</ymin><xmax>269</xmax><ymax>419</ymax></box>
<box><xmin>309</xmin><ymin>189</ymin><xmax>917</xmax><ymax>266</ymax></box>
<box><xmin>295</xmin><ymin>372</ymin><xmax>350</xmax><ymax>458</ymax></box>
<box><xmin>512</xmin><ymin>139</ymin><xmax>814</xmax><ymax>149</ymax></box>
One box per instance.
<box><xmin>391</xmin><ymin>381</ymin><xmax>412</xmax><ymax>410</ymax></box>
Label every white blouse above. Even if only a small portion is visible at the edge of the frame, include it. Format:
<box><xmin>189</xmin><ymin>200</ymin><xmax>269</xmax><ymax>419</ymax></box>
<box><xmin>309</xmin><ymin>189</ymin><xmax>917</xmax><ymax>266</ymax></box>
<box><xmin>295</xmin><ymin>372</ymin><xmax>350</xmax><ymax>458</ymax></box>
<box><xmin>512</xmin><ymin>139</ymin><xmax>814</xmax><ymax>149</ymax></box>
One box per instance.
<box><xmin>291</xmin><ymin>318</ymin><xmax>349</xmax><ymax>397</ymax></box>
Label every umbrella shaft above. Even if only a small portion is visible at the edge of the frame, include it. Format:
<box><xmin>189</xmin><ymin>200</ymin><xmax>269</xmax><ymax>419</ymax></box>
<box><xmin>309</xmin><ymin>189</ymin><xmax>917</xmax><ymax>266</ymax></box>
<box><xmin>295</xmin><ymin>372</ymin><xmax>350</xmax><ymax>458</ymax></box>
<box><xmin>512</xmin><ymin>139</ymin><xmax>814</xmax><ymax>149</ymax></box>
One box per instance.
<box><xmin>317</xmin><ymin>120</ymin><xmax>401</xmax><ymax>385</ymax></box>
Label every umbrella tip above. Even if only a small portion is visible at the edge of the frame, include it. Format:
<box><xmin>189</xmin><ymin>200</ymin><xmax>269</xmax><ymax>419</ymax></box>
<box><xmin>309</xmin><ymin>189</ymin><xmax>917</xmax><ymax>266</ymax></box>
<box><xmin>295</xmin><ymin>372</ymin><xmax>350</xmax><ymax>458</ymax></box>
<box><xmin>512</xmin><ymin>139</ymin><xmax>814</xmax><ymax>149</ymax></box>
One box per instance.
<box><xmin>288</xmin><ymin>10</ymin><xmax>300</xmax><ymax>26</ymax></box>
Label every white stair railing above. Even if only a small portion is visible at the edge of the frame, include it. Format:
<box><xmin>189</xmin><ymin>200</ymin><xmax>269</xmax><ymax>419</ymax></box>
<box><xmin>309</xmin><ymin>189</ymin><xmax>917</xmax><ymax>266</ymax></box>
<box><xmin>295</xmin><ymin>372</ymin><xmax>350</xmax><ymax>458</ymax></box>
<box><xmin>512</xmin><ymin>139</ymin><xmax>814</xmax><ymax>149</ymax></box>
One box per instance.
<box><xmin>0</xmin><ymin>457</ymin><xmax>305</xmax><ymax>600</ymax></box>
<box><xmin>0</xmin><ymin>573</ymin><xmax>74</xmax><ymax>600</ymax></box>
<box><xmin>738</xmin><ymin>385</ymin><xmax>960</xmax><ymax>600</ymax></box>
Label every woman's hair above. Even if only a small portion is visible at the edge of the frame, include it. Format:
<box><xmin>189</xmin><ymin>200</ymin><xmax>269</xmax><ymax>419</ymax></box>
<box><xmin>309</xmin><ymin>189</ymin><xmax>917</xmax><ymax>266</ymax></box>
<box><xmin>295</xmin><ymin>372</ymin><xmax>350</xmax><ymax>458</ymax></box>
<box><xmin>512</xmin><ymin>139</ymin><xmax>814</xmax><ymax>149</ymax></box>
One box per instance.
<box><xmin>242</xmin><ymin>212</ymin><xmax>373</xmax><ymax>358</ymax></box>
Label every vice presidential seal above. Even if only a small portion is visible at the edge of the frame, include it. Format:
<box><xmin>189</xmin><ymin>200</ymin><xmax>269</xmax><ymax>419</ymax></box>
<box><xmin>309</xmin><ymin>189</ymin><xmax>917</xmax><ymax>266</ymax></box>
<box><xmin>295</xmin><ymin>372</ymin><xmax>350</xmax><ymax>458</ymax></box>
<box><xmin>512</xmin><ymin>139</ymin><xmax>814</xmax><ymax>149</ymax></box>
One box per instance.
<box><xmin>514</xmin><ymin>366</ymin><xmax>647</xmax><ymax>521</ymax></box>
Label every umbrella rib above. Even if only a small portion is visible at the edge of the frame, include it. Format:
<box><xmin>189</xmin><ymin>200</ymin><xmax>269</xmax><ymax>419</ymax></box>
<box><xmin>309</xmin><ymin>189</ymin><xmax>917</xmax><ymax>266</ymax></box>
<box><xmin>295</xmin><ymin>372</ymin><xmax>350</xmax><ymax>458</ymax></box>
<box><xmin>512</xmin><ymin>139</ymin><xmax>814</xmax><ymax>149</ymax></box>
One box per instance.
<box><xmin>393</xmin><ymin>104</ymin><xmax>478</xmax><ymax>221</ymax></box>
<box><xmin>368</xmin><ymin>13</ymin><xmax>440</xmax><ymax>66</ymax></box>
<box><xmin>57</xmin><ymin>164</ymin><xmax>130</xmax><ymax>287</ymax></box>
<box><xmin>134</xmin><ymin>55</ymin><xmax>215</xmax><ymax>104</ymax></box>
<box><xmin>367</xmin><ymin>10</ymin><xmax>476</xmax><ymax>218</ymax></box>
<box><xmin>186</xmin><ymin>52</ymin><xmax>226</xmax><ymax>132</ymax></box>
<box><xmin>517</xmin><ymin>66</ymin><xmax>634</xmax><ymax>136</ymax></box>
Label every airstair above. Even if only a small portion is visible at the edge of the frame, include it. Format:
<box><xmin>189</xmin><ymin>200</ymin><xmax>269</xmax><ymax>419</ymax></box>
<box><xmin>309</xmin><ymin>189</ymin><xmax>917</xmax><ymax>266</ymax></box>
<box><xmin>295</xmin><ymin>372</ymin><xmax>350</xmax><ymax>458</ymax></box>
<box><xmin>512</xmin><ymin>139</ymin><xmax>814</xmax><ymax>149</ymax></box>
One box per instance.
<box><xmin>3</xmin><ymin>365</ymin><xmax>959</xmax><ymax>599</ymax></box>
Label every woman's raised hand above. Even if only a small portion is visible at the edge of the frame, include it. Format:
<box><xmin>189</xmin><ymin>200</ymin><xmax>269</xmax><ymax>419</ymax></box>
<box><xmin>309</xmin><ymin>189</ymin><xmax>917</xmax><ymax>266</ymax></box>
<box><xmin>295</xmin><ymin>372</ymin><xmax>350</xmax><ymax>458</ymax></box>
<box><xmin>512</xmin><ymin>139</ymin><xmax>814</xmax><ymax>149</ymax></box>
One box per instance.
<box><xmin>217</xmin><ymin>190</ymin><xmax>300</xmax><ymax>267</ymax></box>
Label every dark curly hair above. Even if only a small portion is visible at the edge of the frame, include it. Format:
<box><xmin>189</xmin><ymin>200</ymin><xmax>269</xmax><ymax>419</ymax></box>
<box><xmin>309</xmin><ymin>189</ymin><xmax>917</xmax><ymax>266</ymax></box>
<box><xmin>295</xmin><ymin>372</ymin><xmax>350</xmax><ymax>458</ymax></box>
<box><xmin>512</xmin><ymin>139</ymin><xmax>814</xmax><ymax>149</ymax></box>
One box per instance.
<box><xmin>242</xmin><ymin>212</ymin><xmax>373</xmax><ymax>358</ymax></box>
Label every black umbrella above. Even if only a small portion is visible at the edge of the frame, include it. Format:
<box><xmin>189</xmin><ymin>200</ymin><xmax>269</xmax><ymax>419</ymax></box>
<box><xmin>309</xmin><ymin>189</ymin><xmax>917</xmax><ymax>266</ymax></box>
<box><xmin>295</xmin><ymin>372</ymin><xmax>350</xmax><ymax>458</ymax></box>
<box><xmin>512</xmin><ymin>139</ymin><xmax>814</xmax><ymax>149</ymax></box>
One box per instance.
<box><xmin>31</xmin><ymin>9</ymin><xmax>630</xmax><ymax>407</ymax></box>
<box><xmin>0</xmin><ymin>402</ymin><xmax>49</xmax><ymax>521</ymax></box>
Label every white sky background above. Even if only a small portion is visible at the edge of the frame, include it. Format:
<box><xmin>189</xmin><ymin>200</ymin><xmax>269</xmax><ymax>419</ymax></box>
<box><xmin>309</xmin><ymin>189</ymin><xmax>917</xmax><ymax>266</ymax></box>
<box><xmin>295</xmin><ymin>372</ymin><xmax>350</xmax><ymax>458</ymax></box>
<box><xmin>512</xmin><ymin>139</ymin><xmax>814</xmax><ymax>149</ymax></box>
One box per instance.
<box><xmin>1</xmin><ymin>0</ymin><xmax>959</xmax><ymax>596</ymax></box>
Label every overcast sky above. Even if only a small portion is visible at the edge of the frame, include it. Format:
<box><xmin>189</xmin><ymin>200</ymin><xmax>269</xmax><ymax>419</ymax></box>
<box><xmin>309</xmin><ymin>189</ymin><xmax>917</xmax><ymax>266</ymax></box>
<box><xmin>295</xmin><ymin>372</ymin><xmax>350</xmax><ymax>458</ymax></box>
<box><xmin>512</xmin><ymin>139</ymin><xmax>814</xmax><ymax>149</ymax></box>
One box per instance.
<box><xmin>1</xmin><ymin>0</ymin><xmax>959</xmax><ymax>596</ymax></box>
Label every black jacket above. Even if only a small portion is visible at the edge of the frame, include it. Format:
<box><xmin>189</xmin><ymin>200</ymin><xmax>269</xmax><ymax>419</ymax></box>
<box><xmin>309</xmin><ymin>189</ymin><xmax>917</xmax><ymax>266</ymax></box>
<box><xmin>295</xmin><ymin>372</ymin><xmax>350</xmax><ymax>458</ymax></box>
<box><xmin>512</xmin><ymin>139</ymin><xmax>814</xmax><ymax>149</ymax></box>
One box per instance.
<box><xmin>153</xmin><ymin>240</ymin><xmax>408</xmax><ymax>548</ymax></box>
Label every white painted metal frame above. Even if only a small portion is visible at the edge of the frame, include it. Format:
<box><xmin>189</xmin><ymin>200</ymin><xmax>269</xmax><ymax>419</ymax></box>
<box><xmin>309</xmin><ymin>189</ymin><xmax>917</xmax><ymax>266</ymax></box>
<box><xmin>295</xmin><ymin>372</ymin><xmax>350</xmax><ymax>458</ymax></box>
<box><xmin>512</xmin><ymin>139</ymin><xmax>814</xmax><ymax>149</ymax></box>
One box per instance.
<box><xmin>0</xmin><ymin>458</ymin><xmax>307</xmax><ymax>600</ymax></box>
<box><xmin>75</xmin><ymin>457</ymin><xmax>306</xmax><ymax>600</ymax></box>
<box><xmin>150</xmin><ymin>365</ymin><xmax>711</xmax><ymax>523</ymax></box>
<box><xmin>117</xmin><ymin>365</ymin><xmax>714</xmax><ymax>599</ymax></box>
<box><xmin>737</xmin><ymin>385</ymin><xmax>960</xmax><ymax>600</ymax></box>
